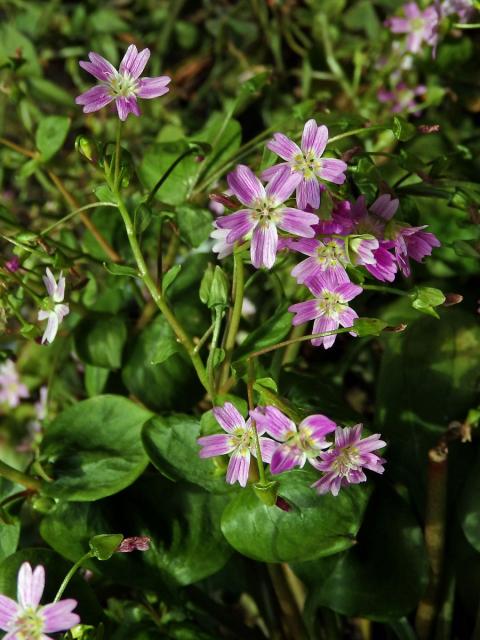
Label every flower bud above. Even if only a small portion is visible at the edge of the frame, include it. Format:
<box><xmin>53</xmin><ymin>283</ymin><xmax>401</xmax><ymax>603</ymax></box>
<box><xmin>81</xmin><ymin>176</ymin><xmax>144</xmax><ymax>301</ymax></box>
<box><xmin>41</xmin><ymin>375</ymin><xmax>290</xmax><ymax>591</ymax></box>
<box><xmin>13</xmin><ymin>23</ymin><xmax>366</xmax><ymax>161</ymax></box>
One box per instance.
<box><xmin>4</xmin><ymin>257</ymin><xmax>20</xmax><ymax>273</ymax></box>
<box><xmin>75</xmin><ymin>135</ymin><xmax>98</xmax><ymax>162</ymax></box>
<box><xmin>117</xmin><ymin>536</ymin><xmax>151</xmax><ymax>553</ymax></box>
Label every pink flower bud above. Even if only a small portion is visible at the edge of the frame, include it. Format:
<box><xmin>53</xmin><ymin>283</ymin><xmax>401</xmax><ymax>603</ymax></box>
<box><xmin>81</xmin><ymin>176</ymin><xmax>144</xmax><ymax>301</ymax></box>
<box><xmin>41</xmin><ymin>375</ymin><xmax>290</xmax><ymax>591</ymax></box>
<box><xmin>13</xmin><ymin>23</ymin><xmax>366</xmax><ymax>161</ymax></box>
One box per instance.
<box><xmin>117</xmin><ymin>536</ymin><xmax>151</xmax><ymax>552</ymax></box>
<box><xmin>5</xmin><ymin>257</ymin><xmax>20</xmax><ymax>273</ymax></box>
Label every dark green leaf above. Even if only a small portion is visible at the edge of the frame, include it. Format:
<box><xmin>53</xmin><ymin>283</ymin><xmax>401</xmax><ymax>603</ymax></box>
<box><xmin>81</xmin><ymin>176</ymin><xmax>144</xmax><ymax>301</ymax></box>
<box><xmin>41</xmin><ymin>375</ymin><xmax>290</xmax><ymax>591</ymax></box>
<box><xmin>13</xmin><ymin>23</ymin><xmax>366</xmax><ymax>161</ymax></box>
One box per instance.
<box><xmin>221</xmin><ymin>469</ymin><xmax>370</xmax><ymax>563</ymax></box>
<box><xmin>89</xmin><ymin>533</ymin><xmax>123</xmax><ymax>560</ymax></box>
<box><xmin>234</xmin><ymin>305</ymin><xmax>292</xmax><ymax>360</ymax></box>
<box><xmin>40</xmin><ymin>395</ymin><xmax>151</xmax><ymax>501</ymax></box>
<box><xmin>176</xmin><ymin>204</ymin><xmax>213</xmax><ymax>247</ymax></box>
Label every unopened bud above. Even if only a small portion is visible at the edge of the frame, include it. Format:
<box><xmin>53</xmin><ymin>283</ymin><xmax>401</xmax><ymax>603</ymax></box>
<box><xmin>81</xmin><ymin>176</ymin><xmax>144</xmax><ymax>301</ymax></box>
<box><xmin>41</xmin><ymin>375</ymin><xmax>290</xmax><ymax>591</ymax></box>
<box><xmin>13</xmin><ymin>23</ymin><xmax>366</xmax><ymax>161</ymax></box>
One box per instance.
<box><xmin>383</xmin><ymin>323</ymin><xmax>407</xmax><ymax>333</ymax></box>
<box><xmin>443</xmin><ymin>293</ymin><xmax>463</xmax><ymax>307</ymax></box>
<box><xmin>418</xmin><ymin>124</ymin><xmax>440</xmax><ymax>134</ymax></box>
<box><xmin>75</xmin><ymin>135</ymin><xmax>98</xmax><ymax>163</ymax></box>
<box><xmin>275</xmin><ymin>496</ymin><xmax>292</xmax><ymax>512</ymax></box>
<box><xmin>209</xmin><ymin>193</ymin><xmax>237</xmax><ymax>210</ymax></box>
<box><xmin>117</xmin><ymin>536</ymin><xmax>151</xmax><ymax>553</ymax></box>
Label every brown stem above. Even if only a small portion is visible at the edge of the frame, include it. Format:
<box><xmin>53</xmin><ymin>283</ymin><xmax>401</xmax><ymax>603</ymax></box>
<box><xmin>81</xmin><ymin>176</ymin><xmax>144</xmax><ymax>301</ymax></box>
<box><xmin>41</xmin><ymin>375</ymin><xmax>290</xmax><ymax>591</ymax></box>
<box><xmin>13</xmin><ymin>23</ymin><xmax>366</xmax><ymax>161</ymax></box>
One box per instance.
<box><xmin>415</xmin><ymin>440</ymin><xmax>448</xmax><ymax>640</ymax></box>
<box><xmin>268</xmin><ymin>564</ymin><xmax>307</xmax><ymax>640</ymax></box>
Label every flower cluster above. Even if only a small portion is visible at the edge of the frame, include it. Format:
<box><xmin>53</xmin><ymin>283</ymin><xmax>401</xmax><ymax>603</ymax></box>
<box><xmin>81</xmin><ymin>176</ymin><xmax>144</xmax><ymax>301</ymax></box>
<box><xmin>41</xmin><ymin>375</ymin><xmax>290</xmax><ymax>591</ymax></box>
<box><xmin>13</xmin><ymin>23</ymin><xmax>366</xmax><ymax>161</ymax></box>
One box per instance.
<box><xmin>0</xmin><ymin>562</ymin><xmax>79</xmax><ymax>639</ymax></box>
<box><xmin>212</xmin><ymin>119</ymin><xmax>440</xmax><ymax>349</ymax></box>
<box><xmin>197</xmin><ymin>402</ymin><xmax>386</xmax><ymax>496</ymax></box>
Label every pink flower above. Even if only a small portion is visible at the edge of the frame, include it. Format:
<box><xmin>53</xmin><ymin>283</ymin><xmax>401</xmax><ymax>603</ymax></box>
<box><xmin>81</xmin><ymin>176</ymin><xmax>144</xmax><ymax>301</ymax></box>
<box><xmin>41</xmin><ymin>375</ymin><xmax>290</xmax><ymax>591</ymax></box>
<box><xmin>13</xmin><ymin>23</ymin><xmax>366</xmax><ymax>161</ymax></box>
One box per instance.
<box><xmin>197</xmin><ymin>402</ymin><xmax>276</xmax><ymax>487</ymax></box>
<box><xmin>76</xmin><ymin>44</ymin><xmax>171</xmax><ymax>121</ymax></box>
<box><xmin>216</xmin><ymin>165</ymin><xmax>319</xmax><ymax>269</ymax></box>
<box><xmin>38</xmin><ymin>268</ymin><xmax>69</xmax><ymax>344</ymax></box>
<box><xmin>311</xmin><ymin>424</ymin><xmax>386</xmax><ymax>496</ymax></box>
<box><xmin>289</xmin><ymin>237</ymin><xmax>349</xmax><ymax>288</ymax></box>
<box><xmin>263</xmin><ymin>120</ymin><xmax>347</xmax><ymax>209</ymax></box>
<box><xmin>289</xmin><ymin>275</ymin><xmax>362</xmax><ymax>349</ymax></box>
<box><xmin>386</xmin><ymin>2</ymin><xmax>439</xmax><ymax>54</ymax></box>
<box><xmin>378</xmin><ymin>82</ymin><xmax>427</xmax><ymax>115</ymax></box>
<box><xmin>0</xmin><ymin>562</ymin><xmax>80</xmax><ymax>639</ymax></box>
<box><xmin>0</xmin><ymin>360</ymin><xmax>29</xmax><ymax>409</ymax></box>
<box><xmin>5</xmin><ymin>257</ymin><xmax>20</xmax><ymax>273</ymax></box>
<box><xmin>391</xmin><ymin>225</ymin><xmax>441</xmax><ymax>277</ymax></box>
<box><xmin>250</xmin><ymin>406</ymin><xmax>336</xmax><ymax>473</ymax></box>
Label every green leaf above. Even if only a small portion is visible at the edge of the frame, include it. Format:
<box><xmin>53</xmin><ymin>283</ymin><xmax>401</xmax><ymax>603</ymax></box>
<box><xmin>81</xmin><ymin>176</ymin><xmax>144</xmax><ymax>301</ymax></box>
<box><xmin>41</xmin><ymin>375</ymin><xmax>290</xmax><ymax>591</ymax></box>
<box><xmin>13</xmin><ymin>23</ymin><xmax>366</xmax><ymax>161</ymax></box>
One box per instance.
<box><xmin>138</xmin><ymin>141</ymin><xmax>198</xmax><ymax>206</ymax></box>
<box><xmin>36</xmin><ymin>116</ymin><xmax>70</xmax><ymax>161</ymax></box>
<box><xmin>122</xmin><ymin>312</ymin><xmax>204</xmax><ymax>411</ymax></box>
<box><xmin>84</xmin><ymin>364</ymin><xmax>110</xmax><ymax>397</ymax></box>
<box><xmin>103</xmin><ymin>262</ymin><xmax>138</xmax><ymax>278</ymax></box>
<box><xmin>193</xmin><ymin>113</ymin><xmax>242</xmax><ymax>181</ymax></box>
<box><xmin>459</xmin><ymin>448</ymin><xmax>480</xmax><ymax>552</ymax></box>
<box><xmin>200</xmin><ymin>265</ymin><xmax>229</xmax><ymax>309</ymax></box>
<box><xmin>176</xmin><ymin>204</ymin><xmax>213</xmax><ymax>247</ymax></box>
<box><xmin>234</xmin><ymin>305</ymin><xmax>293</xmax><ymax>360</ymax></box>
<box><xmin>295</xmin><ymin>487</ymin><xmax>428</xmax><ymax>620</ymax></box>
<box><xmin>40</xmin><ymin>395</ymin><xmax>151</xmax><ymax>501</ymax></box>
<box><xmin>353</xmin><ymin>317</ymin><xmax>388</xmax><ymax>337</ymax></box>
<box><xmin>74</xmin><ymin>315</ymin><xmax>127</xmax><ymax>369</ymax></box>
<box><xmin>377</xmin><ymin>309</ymin><xmax>480</xmax><ymax>500</ymax></box>
<box><xmin>221</xmin><ymin>469</ymin><xmax>370</xmax><ymax>563</ymax></box>
<box><xmin>89</xmin><ymin>533</ymin><xmax>123</xmax><ymax>560</ymax></box>
<box><xmin>142</xmin><ymin>414</ymin><xmax>231</xmax><ymax>493</ymax></box>
<box><xmin>411</xmin><ymin>286</ymin><xmax>446</xmax><ymax>318</ymax></box>
<box><xmin>392</xmin><ymin>116</ymin><xmax>416</xmax><ymax>142</ymax></box>
<box><xmin>162</xmin><ymin>264</ymin><xmax>182</xmax><ymax>294</ymax></box>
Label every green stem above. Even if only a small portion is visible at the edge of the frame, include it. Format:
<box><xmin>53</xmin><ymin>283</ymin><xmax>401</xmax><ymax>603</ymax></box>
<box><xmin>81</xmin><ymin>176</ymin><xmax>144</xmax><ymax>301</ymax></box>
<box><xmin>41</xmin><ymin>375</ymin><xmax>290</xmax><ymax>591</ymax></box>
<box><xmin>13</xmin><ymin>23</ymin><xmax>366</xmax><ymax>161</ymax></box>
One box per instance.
<box><xmin>193</xmin><ymin>323</ymin><xmax>215</xmax><ymax>353</ymax></box>
<box><xmin>363</xmin><ymin>283</ymin><xmax>409</xmax><ymax>296</ymax></box>
<box><xmin>249</xmin><ymin>326</ymin><xmax>353</xmax><ymax>360</ymax></box>
<box><xmin>40</xmin><ymin>202</ymin><xmax>118</xmax><ymax>236</ymax></box>
<box><xmin>53</xmin><ymin>551</ymin><xmax>94</xmax><ymax>603</ymax></box>
<box><xmin>0</xmin><ymin>460</ymin><xmax>41</xmax><ymax>490</ymax></box>
<box><xmin>207</xmin><ymin>307</ymin><xmax>224</xmax><ymax>401</ymax></box>
<box><xmin>114</xmin><ymin>193</ymin><xmax>212</xmax><ymax>397</ymax></box>
<box><xmin>328</xmin><ymin>125</ymin><xmax>386</xmax><ymax>144</ymax></box>
<box><xmin>219</xmin><ymin>249</ymin><xmax>245</xmax><ymax>386</ymax></box>
<box><xmin>114</xmin><ymin>120</ymin><xmax>122</xmax><ymax>190</ymax></box>
<box><xmin>318</xmin><ymin>14</ymin><xmax>355</xmax><ymax>101</ymax></box>
<box><xmin>247</xmin><ymin>359</ymin><xmax>267</xmax><ymax>485</ymax></box>
<box><xmin>453</xmin><ymin>22</ymin><xmax>480</xmax><ymax>29</ymax></box>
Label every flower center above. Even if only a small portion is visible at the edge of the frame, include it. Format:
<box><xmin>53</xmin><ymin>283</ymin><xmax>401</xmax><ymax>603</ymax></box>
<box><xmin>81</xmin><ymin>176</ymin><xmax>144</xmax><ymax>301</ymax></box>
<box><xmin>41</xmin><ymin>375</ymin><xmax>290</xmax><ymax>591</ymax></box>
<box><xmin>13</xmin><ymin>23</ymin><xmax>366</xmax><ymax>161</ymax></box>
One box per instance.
<box><xmin>230</xmin><ymin>425</ymin><xmax>255</xmax><ymax>454</ymax></box>
<box><xmin>332</xmin><ymin>445</ymin><xmax>360</xmax><ymax>476</ymax></box>
<box><xmin>410</xmin><ymin>17</ymin><xmax>425</xmax><ymax>31</ymax></box>
<box><xmin>316</xmin><ymin>241</ymin><xmax>346</xmax><ymax>268</ymax></box>
<box><xmin>252</xmin><ymin>198</ymin><xmax>280</xmax><ymax>227</ymax></box>
<box><xmin>109</xmin><ymin>71</ymin><xmax>138</xmax><ymax>98</ymax></box>
<box><xmin>13</xmin><ymin>607</ymin><xmax>44</xmax><ymax>639</ymax></box>
<box><xmin>291</xmin><ymin>151</ymin><xmax>321</xmax><ymax>179</ymax></box>
<box><xmin>317</xmin><ymin>290</ymin><xmax>347</xmax><ymax>319</ymax></box>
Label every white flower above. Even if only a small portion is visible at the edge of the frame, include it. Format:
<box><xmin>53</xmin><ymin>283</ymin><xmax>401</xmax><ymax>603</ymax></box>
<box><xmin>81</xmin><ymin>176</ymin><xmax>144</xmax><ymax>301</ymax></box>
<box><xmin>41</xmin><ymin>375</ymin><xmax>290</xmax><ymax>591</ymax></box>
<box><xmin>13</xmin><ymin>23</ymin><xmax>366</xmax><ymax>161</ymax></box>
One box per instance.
<box><xmin>38</xmin><ymin>268</ymin><xmax>70</xmax><ymax>344</ymax></box>
<box><xmin>0</xmin><ymin>359</ymin><xmax>29</xmax><ymax>408</ymax></box>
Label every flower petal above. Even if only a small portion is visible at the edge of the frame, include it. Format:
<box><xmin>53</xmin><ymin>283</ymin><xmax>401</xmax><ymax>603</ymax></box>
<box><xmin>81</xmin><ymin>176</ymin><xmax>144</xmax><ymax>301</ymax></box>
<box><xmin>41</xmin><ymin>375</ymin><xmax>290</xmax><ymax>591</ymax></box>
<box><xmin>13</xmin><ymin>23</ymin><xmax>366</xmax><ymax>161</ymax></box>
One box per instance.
<box><xmin>41</xmin><ymin>600</ymin><xmax>80</xmax><ymax>633</ymax></box>
<box><xmin>18</xmin><ymin>562</ymin><xmax>44</xmax><ymax>608</ymax></box>
<box><xmin>227</xmin><ymin>165</ymin><xmax>265</xmax><ymax>207</ymax></box>
<box><xmin>116</xmin><ymin>96</ymin><xmax>140</xmax><ymax>121</ymax></box>
<box><xmin>270</xmin><ymin>444</ymin><xmax>303</xmax><ymax>474</ymax></box>
<box><xmin>197</xmin><ymin>434</ymin><xmax>235</xmax><ymax>458</ymax></box>
<box><xmin>369</xmin><ymin>194</ymin><xmax>399</xmax><ymax>221</ymax></box>
<box><xmin>216</xmin><ymin>210</ymin><xmax>256</xmax><ymax>244</ymax></box>
<box><xmin>75</xmin><ymin>86</ymin><xmax>114</xmax><ymax>113</ymax></box>
<box><xmin>260</xmin><ymin>163</ymin><xmax>288</xmax><ymax>182</ymax></box>
<box><xmin>250</xmin><ymin>406</ymin><xmax>295</xmax><ymax>441</ymax></box>
<box><xmin>335</xmin><ymin>282</ymin><xmax>363</xmax><ymax>302</ymax></box>
<box><xmin>267</xmin><ymin>133</ymin><xmax>301</xmax><ymax>162</ymax></box>
<box><xmin>277</xmin><ymin>207</ymin><xmax>319</xmax><ymax>238</ymax></box>
<box><xmin>212</xmin><ymin>402</ymin><xmax>245</xmax><ymax>433</ymax></box>
<box><xmin>119</xmin><ymin>45</ymin><xmax>151</xmax><ymax>79</ymax></box>
<box><xmin>226</xmin><ymin>451</ymin><xmax>250</xmax><ymax>487</ymax></box>
<box><xmin>288</xmin><ymin>299</ymin><xmax>319</xmax><ymax>325</ymax></box>
<box><xmin>136</xmin><ymin>76</ymin><xmax>171</xmax><ymax>99</ymax></box>
<box><xmin>266</xmin><ymin>167</ymin><xmax>301</xmax><ymax>204</ymax></box>
<box><xmin>258</xmin><ymin>437</ymin><xmax>278</xmax><ymax>464</ymax></box>
<box><xmin>0</xmin><ymin>595</ymin><xmax>18</xmax><ymax>630</ymax></box>
<box><xmin>251</xmin><ymin>224</ymin><xmax>278</xmax><ymax>269</ymax></box>
<box><xmin>300</xmin><ymin>414</ymin><xmax>337</xmax><ymax>438</ymax></box>
<box><xmin>79</xmin><ymin>52</ymin><xmax>116</xmax><ymax>81</ymax></box>
<box><xmin>41</xmin><ymin>312</ymin><xmax>59</xmax><ymax>344</ymax></box>
<box><xmin>312</xmin><ymin>316</ymin><xmax>338</xmax><ymax>348</ymax></box>
<box><xmin>318</xmin><ymin>158</ymin><xmax>347</xmax><ymax>184</ymax></box>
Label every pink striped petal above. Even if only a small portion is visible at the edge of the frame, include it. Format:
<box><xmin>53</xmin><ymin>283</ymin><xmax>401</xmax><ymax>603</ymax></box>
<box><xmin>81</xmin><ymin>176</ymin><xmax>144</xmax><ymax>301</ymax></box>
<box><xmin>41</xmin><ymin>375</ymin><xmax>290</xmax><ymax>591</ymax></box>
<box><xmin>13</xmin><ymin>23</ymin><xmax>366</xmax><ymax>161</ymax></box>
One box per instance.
<box><xmin>267</xmin><ymin>133</ymin><xmax>301</xmax><ymax>161</ymax></box>
<box><xmin>298</xmin><ymin>178</ymin><xmax>321</xmax><ymax>209</ymax></box>
<box><xmin>302</xmin><ymin>121</ymin><xmax>328</xmax><ymax>157</ymax></box>
<box><xmin>277</xmin><ymin>207</ymin><xmax>318</xmax><ymax>237</ymax></box>
<box><xmin>197</xmin><ymin>434</ymin><xmax>235</xmax><ymax>458</ymax></box>
<box><xmin>75</xmin><ymin>86</ymin><xmax>114</xmax><ymax>113</ymax></box>
<box><xmin>120</xmin><ymin>45</ymin><xmax>151</xmax><ymax>79</ymax></box>
<box><xmin>312</xmin><ymin>316</ymin><xmax>338</xmax><ymax>348</ymax></box>
<box><xmin>335</xmin><ymin>282</ymin><xmax>363</xmax><ymax>302</ymax></box>
<box><xmin>137</xmin><ymin>76</ymin><xmax>171</xmax><ymax>99</ymax></box>
<box><xmin>266</xmin><ymin>168</ymin><xmax>301</xmax><ymax>204</ymax></box>
<box><xmin>318</xmin><ymin>158</ymin><xmax>347</xmax><ymax>184</ymax></box>
<box><xmin>300</xmin><ymin>414</ymin><xmax>337</xmax><ymax>438</ymax></box>
<box><xmin>260</xmin><ymin>163</ymin><xmax>288</xmax><ymax>181</ymax></box>
<box><xmin>0</xmin><ymin>595</ymin><xmax>18</xmax><ymax>630</ymax></box>
<box><xmin>79</xmin><ymin>52</ymin><xmax>116</xmax><ymax>81</ymax></box>
<box><xmin>216</xmin><ymin>210</ymin><xmax>256</xmax><ymax>244</ymax></box>
<box><xmin>258</xmin><ymin>437</ymin><xmax>278</xmax><ymax>464</ymax></box>
<box><xmin>227</xmin><ymin>165</ymin><xmax>265</xmax><ymax>207</ymax></box>
<box><xmin>226</xmin><ymin>451</ymin><xmax>250</xmax><ymax>487</ymax></box>
<box><xmin>116</xmin><ymin>96</ymin><xmax>140</xmax><ymax>121</ymax></box>
<box><xmin>369</xmin><ymin>194</ymin><xmax>399</xmax><ymax>220</ymax></box>
<box><xmin>270</xmin><ymin>444</ymin><xmax>303</xmax><ymax>474</ymax></box>
<box><xmin>339</xmin><ymin>307</ymin><xmax>358</xmax><ymax>332</ymax></box>
<box><xmin>250</xmin><ymin>406</ymin><xmax>295</xmax><ymax>441</ymax></box>
<box><xmin>212</xmin><ymin>402</ymin><xmax>245</xmax><ymax>433</ymax></box>
<box><xmin>251</xmin><ymin>224</ymin><xmax>278</xmax><ymax>269</ymax></box>
<box><xmin>289</xmin><ymin>299</ymin><xmax>319</xmax><ymax>325</ymax></box>
<box><xmin>18</xmin><ymin>563</ymin><xmax>44</xmax><ymax>608</ymax></box>
<box><xmin>41</xmin><ymin>599</ymin><xmax>80</xmax><ymax>633</ymax></box>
